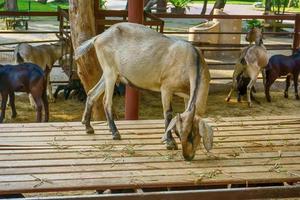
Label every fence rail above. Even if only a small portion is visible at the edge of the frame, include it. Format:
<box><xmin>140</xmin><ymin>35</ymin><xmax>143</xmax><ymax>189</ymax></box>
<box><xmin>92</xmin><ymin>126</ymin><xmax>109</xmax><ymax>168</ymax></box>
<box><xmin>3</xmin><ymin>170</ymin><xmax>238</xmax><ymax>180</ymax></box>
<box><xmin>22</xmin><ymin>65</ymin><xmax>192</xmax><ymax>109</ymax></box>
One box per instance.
<box><xmin>0</xmin><ymin>10</ymin><xmax>298</xmax><ymax>81</ymax></box>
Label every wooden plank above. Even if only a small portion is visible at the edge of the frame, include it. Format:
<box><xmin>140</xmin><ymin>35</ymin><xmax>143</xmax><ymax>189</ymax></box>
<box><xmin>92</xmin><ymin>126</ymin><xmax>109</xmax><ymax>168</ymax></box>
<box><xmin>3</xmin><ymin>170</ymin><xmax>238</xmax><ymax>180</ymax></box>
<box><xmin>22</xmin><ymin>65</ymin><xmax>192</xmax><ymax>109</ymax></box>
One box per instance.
<box><xmin>0</xmin><ymin>132</ymin><xmax>299</xmax><ymax>144</ymax></box>
<box><xmin>20</xmin><ymin>185</ymin><xmax>300</xmax><ymax>200</ymax></box>
<box><xmin>0</xmin><ymin>154</ymin><xmax>299</xmax><ymax>169</ymax></box>
<box><xmin>1</xmin><ymin>172</ymin><xmax>299</xmax><ymax>194</ymax></box>
<box><xmin>0</xmin><ymin>115</ymin><xmax>299</xmax><ymax>196</ymax></box>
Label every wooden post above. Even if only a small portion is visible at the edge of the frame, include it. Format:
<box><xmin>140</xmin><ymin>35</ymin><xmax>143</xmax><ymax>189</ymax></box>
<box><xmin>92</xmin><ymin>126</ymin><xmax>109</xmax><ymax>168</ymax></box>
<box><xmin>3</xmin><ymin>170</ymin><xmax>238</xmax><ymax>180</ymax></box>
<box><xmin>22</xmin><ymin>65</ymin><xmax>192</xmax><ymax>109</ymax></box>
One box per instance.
<box><xmin>69</xmin><ymin>0</ymin><xmax>105</xmax><ymax>120</ymax></box>
<box><xmin>293</xmin><ymin>14</ymin><xmax>300</xmax><ymax>53</ymax></box>
<box><xmin>125</xmin><ymin>0</ymin><xmax>144</xmax><ymax>120</ymax></box>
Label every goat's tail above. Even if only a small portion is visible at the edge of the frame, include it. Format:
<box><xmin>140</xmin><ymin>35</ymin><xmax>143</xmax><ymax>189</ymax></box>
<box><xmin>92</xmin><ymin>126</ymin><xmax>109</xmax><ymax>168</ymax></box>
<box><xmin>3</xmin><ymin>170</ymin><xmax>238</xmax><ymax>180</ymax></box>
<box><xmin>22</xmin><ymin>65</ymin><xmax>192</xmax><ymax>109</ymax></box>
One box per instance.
<box><xmin>14</xmin><ymin>44</ymin><xmax>24</xmax><ymax>64</ymax></box>
<box><xmin>75</xmin><ymin>36</ymin><xmax>99</xmax><ymax>60</ymax></box>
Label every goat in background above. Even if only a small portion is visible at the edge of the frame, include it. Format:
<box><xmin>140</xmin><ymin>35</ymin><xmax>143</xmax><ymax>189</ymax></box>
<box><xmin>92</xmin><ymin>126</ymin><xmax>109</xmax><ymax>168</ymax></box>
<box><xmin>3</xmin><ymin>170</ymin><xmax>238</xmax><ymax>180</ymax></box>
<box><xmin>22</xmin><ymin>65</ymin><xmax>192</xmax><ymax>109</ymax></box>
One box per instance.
<box><xmin>264</xmin><ymin>49</ymin><xmax>300</xmax><ymax>102</ymax></box>
<box><xmin>226</xmin><ymin>27</ymin><xmax>268</xmax><ymax>107</ymax></box>
<box><xmin>0</xmin><ymin>63</ymin><xmax>49</xmax><ymax>122</ymax></box>
<box><xmin>14</xmin><ymin>41</ymin><xmax>69</xmax><ymax>103</ymax></box>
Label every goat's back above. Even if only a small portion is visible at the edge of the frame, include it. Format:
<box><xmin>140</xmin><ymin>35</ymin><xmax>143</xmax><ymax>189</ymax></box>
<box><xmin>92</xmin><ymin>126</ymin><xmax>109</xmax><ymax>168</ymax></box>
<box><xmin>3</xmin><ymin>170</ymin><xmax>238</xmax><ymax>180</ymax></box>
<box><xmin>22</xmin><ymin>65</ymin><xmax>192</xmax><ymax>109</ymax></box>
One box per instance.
<box><xmin>244</xmin><ymin>45</ymin><xmax>268</xmax><ymax>68</ymax></box>
<box><xmin>94</xmin><ymin>22</ymin><xmax>197</xmax><ymax>92</ymax></box>
<box><xmin>0</xmin><ymin>63</ymin><xmax>46</xmax><ymax>92</ymax></box>
<box><xmin>267</xmin><ymin>54</ymin><xmax>300</xmax><ymax>76</ymax></box>
<box><xmin>15</xmin><ymin>43</ymin><xmax>63</xmax><ymax>69</ymax></box>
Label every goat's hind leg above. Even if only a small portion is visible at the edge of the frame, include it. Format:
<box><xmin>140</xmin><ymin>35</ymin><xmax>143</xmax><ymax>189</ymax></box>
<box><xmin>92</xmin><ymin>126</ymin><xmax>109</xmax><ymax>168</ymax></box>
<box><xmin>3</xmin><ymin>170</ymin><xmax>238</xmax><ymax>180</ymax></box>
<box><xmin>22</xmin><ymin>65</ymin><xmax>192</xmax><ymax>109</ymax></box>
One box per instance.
<box><xmin>103</xmin><ymin>70</ymin><xmax>120</xmax><ymax>140</ymax></box>
<box><xmin>82</xmin><ymin>76</ymin><xmax>105</xmax><ymax>134</ymax></box>
<box><xmin>9</xmin><ymin>93</ymin><xmax>17</xmax><ymax>118</ymax></box>
<box><xmin>247</xmin><ymin>78</ymin><xmax>257</xmax><ymax>107</ymax></box>
<box><xmin>284</xmin><ymin>75</ymin><xmax>291</xmax><ymax>98</ymax></box>
<box><xmin>293</xmin><ymin>73</ymin><xmax>299</xmax><ymax>100</ymax></box>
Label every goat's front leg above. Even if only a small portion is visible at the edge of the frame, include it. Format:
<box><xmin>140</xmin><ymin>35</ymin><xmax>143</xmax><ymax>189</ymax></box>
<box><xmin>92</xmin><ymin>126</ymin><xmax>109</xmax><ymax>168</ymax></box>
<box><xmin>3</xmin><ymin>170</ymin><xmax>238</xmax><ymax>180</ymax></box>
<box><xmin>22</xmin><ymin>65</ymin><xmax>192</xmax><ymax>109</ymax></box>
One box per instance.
<box><xmin>284</xmin><ymin>75</ymin><xmax>291</xmax><ymax>98</ymax></box>
<box><xmin>0</xmin><ymin>92</ymin><xmax>8</xmax><ymax>123</ymax></box>
<box><xmin>103</xmin><ymin>71</ymin><xmax>120</xmax><ymax>140</ymax></box>
<box><xmin>82</xmin><ymin>76</ymin><xmax>105</xmax><ymax>134</ymax></box>
<box><xmin>161</xmin><ymin>88</ymin><xmax>177</xmax><ymax>150</ymax></box>
<box><xmin>9</xmin><ymin>93</ymin><xmax>17</xmax><ymax>118</ymax></box>
<box><xmin>47</xmin><ymin>76</ymin><xmax>55</xmax><ymax>103</ymax></box>
<box><xmin>293</xmin><ymin>73</ymin><xmax>299</xmax><ymax>100</ymax></box>
<box><xmin>32</xmin><ymin>95</ymin><xmax>43</xmax><ymax>122</ymax></box>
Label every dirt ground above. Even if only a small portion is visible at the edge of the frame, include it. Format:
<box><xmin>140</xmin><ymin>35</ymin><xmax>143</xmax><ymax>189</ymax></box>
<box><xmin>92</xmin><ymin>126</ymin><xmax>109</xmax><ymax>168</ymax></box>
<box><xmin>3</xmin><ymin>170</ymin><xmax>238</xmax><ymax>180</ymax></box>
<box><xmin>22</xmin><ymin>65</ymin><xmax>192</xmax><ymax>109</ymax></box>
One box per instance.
<box><xmin>3</xmin><ymin>83</ymin><xmax>300</xmax><ymax>124</ymax></box>
<box><xmin>0</xmin><ymin>14</ymin><xmax>298</xmax><ymax>123</ymax></box>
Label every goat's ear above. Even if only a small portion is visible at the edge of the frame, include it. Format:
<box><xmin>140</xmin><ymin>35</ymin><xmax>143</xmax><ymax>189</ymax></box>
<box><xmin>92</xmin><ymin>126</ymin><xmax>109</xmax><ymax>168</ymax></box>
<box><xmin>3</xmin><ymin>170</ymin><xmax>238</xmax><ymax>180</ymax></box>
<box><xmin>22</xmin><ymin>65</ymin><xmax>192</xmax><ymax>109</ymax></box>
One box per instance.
<box><xmin>165</xmin><ymin>116</ymin><xmax>178</xmax><ymax>134</ymax></box>
<box><xmin>199</xmin><ymin>119</ymin><xmax>214</xmax><ymax>152</ymax></box>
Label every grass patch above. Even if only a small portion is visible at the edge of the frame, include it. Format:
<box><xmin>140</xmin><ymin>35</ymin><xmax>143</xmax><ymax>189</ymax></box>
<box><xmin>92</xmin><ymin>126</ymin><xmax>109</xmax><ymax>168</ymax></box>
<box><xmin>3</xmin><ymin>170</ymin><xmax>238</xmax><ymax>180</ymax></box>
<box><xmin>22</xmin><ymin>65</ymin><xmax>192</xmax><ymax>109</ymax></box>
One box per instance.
<box><xmin>0</xmin><ymin>0</ymin><xmax>68</xmax><ymax>12</ymax></box>
<box><xmin>191</xmin><ymin>0</ymin><xmax>257</xmax><ymax>5</ymax></box>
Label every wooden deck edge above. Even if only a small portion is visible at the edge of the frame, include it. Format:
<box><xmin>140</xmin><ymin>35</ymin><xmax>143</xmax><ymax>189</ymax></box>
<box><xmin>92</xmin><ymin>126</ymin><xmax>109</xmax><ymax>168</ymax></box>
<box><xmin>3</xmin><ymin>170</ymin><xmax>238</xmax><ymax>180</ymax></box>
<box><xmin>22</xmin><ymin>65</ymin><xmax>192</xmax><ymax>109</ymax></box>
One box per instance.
<box><xmin>22</xmin><ymin>185</ymin><xmax>300</xmax><ymax>200</ymax></box>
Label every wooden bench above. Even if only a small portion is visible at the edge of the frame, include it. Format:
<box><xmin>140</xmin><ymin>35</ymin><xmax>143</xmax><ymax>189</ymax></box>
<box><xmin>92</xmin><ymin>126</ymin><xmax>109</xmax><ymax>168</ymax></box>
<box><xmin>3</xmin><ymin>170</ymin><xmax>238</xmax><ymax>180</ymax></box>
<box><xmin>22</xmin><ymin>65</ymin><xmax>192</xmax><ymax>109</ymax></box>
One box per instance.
<box><xmin>0</xmin><ymin>115</ymin><xmax>300</xmax><ymax>199</ymax></box>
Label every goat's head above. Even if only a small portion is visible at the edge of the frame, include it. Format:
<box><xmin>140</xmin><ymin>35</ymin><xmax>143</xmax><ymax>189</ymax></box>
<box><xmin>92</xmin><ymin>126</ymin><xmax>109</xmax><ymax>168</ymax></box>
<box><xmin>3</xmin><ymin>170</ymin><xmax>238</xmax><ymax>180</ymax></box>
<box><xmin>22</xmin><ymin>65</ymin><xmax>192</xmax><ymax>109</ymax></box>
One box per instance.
<box><xmin>51</xmin><ymin>40</ymin><xmax>71</xmax><ymax>59</ymax></box>
<box><xmin>166</xmin><ymin>105</ymin><xmax>202</xmax><ymax>161</ymax></box>
<box><xmin>246</xmin><ymin>27</ymin><xmax>263</xmax><ymax>45</ymax></box>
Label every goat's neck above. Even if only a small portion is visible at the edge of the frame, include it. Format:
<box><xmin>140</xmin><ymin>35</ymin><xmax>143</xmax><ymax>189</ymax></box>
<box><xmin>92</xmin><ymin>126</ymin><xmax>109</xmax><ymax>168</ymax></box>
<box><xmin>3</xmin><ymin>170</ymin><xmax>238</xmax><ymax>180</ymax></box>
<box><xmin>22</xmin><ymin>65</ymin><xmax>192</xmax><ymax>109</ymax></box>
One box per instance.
<box><xmin>50</xmin><ymin>45</ymin><xmax>63</xmax><ymax>62</ymax></box>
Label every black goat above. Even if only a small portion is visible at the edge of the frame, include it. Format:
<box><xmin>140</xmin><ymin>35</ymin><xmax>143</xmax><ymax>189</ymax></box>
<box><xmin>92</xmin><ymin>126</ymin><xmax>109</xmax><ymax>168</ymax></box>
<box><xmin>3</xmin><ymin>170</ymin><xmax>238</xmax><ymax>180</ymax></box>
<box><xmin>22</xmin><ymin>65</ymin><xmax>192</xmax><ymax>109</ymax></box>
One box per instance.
<box><xmin>236</xmin><ymin>72</ymin><xmax>257</xmax><ymax>103</ymax></box>
<box><xmin>0</xmin><ymin>63</ymin><xmax>49</xmax><ymax>122</ymax></box>
<box><xmin>265</xmin><ymin>49</ymin><xmax>300</xmax><ymax>102</ymax></box>
<box><xmin>54</xmin><ymin>79</ymin><xmax>86</xmax><ymax>101</ymax></box>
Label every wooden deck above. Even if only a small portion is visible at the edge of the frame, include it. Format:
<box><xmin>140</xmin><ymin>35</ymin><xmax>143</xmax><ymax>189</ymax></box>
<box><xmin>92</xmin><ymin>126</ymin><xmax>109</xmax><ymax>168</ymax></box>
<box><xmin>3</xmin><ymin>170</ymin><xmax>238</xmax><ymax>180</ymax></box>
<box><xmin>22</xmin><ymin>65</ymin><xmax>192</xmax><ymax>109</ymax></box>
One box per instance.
<box><xmin>0</xmin><ymin>115</ymin><xmax>300</xmax><ymax>197</ymax></box>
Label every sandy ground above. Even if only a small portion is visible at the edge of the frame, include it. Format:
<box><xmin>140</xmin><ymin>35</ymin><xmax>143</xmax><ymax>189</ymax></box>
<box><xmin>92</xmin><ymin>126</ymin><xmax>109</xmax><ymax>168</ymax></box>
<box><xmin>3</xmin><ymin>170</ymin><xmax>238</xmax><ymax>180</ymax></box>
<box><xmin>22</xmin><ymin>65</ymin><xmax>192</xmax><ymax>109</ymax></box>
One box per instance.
<box><xmin>0</xmin><ymin>3</ymin><xmax>298</xmax><ymax>124</ymax></box>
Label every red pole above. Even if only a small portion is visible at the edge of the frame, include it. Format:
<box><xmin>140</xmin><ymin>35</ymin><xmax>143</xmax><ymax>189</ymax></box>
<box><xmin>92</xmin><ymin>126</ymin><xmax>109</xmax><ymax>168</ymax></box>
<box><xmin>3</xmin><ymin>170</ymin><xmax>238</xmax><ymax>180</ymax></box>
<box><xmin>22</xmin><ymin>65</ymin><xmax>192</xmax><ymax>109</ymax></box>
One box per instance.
<box><xmin>293</xmin><ymin>14</ymin><xmax>300</xmax><ymax>53</ymax></box>
<box><xmin>125</xmin><ymin>0</ymin><xmax>144</xmax><ymax>120</ymax></box>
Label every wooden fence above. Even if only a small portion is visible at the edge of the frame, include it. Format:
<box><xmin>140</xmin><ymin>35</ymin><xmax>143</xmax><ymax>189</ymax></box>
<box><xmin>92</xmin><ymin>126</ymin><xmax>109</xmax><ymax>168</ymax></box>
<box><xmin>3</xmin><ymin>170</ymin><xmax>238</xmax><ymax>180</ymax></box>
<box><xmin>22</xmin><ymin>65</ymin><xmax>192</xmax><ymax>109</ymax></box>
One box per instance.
<box><xmin>0</xmin><ymin>9</ymin><xmax>298</xmax><ymax>81</ymax></box>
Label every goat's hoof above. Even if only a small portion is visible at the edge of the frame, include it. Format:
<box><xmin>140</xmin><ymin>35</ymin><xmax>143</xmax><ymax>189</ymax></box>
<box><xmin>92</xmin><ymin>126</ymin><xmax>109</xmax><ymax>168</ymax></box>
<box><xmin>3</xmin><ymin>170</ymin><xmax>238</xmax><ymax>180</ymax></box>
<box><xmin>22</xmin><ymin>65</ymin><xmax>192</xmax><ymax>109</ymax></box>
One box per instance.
<box><xmin>86</xmin><ymin>126</ymin><xmax>94</xmax><ymax>134</ymax></box>
<box><xmin>296</xmin><ymin>95</ymin><xmax>300</xmax><ymax>100</ymax></box>
<box><xmin>11</xmin><ymin>113</ymin><xmax>17</xmax><ymax>119</ymax></box>
<box><xmin>248</xmin><ymin>102</ymin><xmax>252</xmax><ymax>107</ymax></box>
<box><xmin>284</xmin><ymin>94</ymin><xmax>288</xmax><ymax>98</ymax></box>
<box><xmin>165</xmin><ymin>139</ymin><xmax>178</xmax><ymax>150</ymax></box>
<box><xmin>237</xmin><ymin>97</ymin><xmax>241</xmax><ymax>102</ymax></box>
<box><xmin>112</xmin><ymin>132</ymin><xmax>121</xmax><ymax>140</ymax></box>
<box><xmin>225</xmin><ymin>97</ymin><xmax>231</xmax><ymax>102</ymax></box>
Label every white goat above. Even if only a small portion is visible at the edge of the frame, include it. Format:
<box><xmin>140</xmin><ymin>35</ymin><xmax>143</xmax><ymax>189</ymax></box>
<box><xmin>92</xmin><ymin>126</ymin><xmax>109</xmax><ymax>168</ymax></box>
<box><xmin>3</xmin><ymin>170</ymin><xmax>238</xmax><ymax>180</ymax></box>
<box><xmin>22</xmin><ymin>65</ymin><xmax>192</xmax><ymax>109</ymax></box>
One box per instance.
<box><xmin>226</xmin><ymin>27</ymin><xmax>268</xmax><ymax>107</ymax></box>
<box><xmin>75</xmin><ymin>22</ymin><xmax>212</xmax><ymax>161</ymax></box>
<box><xmin>14</xmin><ymin>41</ymin><xmax>68</xmax><ymax>102</ymax></box>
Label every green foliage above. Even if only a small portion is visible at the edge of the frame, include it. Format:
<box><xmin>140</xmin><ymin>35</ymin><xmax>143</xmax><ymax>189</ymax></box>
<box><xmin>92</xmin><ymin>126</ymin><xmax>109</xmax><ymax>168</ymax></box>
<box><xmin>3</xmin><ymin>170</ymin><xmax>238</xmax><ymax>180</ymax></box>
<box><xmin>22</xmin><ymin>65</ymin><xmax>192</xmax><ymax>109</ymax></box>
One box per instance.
<box><xmin>0</xmin><ymin>0</ymin><xmax>68</xmax><ymax>11</ymax></box>
<box><xmin>289</xmin><ymin>0</ymin><xmax>299</xmax><ymax>7</ymax></box>
<box><xmin>99</xmin><ymin>0</ymin><xmax>107</xmax><ymax>9</ymax></box>
<box><xmin>271</xmin><ymin>0</ymin><xmax>289</xmax><ymax>13</ymax></box>
<box><xmin>168</xmin><ymin>0</ymin><xmax>192</xmax><ymax>8</ymax></box>
<box><xmin>246</xmin><ymin>19</ymin><xmax>262</xmax><ymax>29</ymax></box>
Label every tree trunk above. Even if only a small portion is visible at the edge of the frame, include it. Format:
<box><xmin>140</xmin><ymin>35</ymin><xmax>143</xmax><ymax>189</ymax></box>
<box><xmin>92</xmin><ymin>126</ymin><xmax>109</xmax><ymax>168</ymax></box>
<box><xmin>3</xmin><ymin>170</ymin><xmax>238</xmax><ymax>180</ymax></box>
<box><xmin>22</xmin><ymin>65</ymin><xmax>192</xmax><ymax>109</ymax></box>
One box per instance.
<box><xmin>210</xmin><ymin>0</ymin><xmax>226</xmax><ymax>15</ymax></box>
<box><xmin>69</xmin><ymin>0</ymin><xmax>105</xmax><ymax>120</ymax></box>
<box><xmin>5</xmin><ymin>0</ymin><xmax>18</xmax><ymax>11</ymax></box>
<box><xmin>265</xmin><ymin>0</ymin><xmax>272</xmax><ymax>12</ymax></box>
<box><xmin>201</xmin><ymin>0</ymin><xmax>208</xmax><ymax>15</ymax></box>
